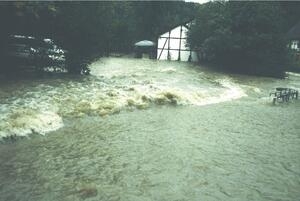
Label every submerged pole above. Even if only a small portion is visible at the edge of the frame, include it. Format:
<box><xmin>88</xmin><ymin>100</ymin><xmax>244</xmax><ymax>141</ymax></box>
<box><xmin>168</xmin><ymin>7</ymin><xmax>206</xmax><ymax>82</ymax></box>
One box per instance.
<box><xmin>167</xmin><ymin>31</ymin><xmax>171</xmax><ymax>60</ymax></box>
<box><xmin>178</xmin><ymin>25</ymin><xmax>182</xmax><ymax>61</ymax></box>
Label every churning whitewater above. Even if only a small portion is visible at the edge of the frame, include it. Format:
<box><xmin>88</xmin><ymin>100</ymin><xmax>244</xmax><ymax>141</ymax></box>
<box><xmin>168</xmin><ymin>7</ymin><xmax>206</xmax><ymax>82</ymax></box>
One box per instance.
<box><xmin>0</xmin><ymin>58</ymin><xmax>247</xmax><ymax>139</ymax></box>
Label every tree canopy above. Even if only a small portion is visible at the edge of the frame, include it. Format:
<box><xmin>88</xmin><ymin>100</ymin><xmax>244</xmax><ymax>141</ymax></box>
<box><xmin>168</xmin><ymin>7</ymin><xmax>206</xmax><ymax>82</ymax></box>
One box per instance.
<box><xmin>188</xmin><ymin>1</ymin><xmax>300</xmax><ymax>77</ymax></box>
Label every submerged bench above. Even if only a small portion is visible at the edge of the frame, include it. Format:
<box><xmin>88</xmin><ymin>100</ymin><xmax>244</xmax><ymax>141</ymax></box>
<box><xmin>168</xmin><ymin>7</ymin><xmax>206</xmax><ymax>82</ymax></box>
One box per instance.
<box><xmin>270</xmin><ymin>87</ymin><xmax>298</xmax><ymax>104</ymax></box>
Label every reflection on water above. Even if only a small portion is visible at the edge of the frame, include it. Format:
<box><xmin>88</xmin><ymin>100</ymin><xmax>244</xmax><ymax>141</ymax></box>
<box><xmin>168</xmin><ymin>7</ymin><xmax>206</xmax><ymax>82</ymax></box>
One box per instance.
<box><xmin>0</xmin><ymin>58</ymin><xmax>300</xmax><ymax>201</ymax></box>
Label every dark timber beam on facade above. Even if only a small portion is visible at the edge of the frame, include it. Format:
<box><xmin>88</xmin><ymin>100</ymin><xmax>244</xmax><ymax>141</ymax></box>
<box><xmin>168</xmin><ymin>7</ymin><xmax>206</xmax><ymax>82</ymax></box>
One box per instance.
<box><xmin>167</xmin><ymin>31</ymin><xmax>171</xmax><ymax>60</ymax></box>
<box><xmin>159</xmin><ymin>37</ymin><xmax>188</xmax><ymax>40</ymax></box>
<box><xmin>178</xmin><ymin>25</ymin><xmax>182</xmax><ymax>61</ymax></box>
<box><xmin>158</xmin><ymin>38</ymin><xmax>168</xmax><ymax>60</ymax></box>
<box><xmin>157</xmin><ymin>48</ymin><xmax>191</xmax><ymax>51</ymax></box>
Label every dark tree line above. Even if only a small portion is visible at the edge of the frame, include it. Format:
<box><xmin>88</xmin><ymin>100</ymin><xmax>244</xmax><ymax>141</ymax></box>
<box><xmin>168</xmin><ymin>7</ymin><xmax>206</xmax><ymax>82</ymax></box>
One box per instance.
<box><xmin>2</xmin><ymin>1</ymin><xmax>298</xmax><ymax>77</ymax></box>
<box><xmin>188</xmin><ymin>1</ymin><xmax>300</xmax><ymax>77</ymax></box>
<box><xmin>0</xmin><ymin>1</ymin><xmax>196</xmax><ymax>73</ymax></box>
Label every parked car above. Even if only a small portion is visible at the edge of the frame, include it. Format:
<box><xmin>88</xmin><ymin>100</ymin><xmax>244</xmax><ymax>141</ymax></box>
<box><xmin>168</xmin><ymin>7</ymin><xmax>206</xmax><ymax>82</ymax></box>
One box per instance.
<box><xmin>2</xmin><ymin>35</ymin><xmax>67</xmax><ymax>71</ymax></box>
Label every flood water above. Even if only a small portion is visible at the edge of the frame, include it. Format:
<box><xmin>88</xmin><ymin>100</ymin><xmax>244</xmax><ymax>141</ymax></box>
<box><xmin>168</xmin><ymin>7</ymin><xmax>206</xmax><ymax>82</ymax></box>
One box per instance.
<box><xmin>0</xmin><ymin>58</ymin><xmax>300</xmax><ymax>201</ymax></box>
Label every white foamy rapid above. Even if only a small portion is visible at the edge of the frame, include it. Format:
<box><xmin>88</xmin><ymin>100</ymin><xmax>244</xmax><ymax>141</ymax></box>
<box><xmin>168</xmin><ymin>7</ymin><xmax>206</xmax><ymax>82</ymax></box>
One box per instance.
<box><xmin>89</xmin><ymin>58</ymin><xmax>247</xmax><ymax>107</ymax></box>
<box><xmin>0</xmin><ymin>57</ymin><xmax>256</xmax><ymax>139</ymax></box>
<box><xmin>0</xmin><ymin>98</ymin><xmax>63</xmax><ymax>139</ymax></box>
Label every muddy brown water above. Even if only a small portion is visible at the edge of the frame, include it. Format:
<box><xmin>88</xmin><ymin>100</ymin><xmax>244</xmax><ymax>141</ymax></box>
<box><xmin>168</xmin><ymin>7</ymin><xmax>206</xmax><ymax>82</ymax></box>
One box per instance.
<box><xmin>0</xmin><ymin>58</ymin><xmax>300</xmax><ymax>201</ymax></box>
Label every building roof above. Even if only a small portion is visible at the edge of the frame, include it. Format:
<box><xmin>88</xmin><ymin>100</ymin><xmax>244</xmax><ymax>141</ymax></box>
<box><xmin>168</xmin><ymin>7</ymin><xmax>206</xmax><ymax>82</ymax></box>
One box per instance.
<box><xmin>287</xmin><ymin>21</ymin><xmax>300</xmax><ymax>40</ymax></box>
<box><xmin>157</xmin><ymin>18</ymin><xmax>194</xmax><ymax>37</ymax></box>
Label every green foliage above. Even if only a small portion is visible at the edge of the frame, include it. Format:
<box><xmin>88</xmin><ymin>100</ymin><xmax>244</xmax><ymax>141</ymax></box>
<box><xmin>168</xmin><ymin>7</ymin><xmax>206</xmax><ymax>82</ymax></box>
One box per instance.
<box><xmin>0</xmin><ymin>2</ymin><xmax>57</xmax><ymax>37</ymax></box>
<box><xmin>133</xmin><ymin>1</ymin><xmax>196</xmax><ymax>40</ymax></box>
<box><xmin>188</xmin><ymin>1</ymin><xmax>294</xmax><ymax>77</ymax></box>
<box><xmin>279</xmin><ymin>1</ymin><xmax>300</xmax><ymax>32</ymax></box>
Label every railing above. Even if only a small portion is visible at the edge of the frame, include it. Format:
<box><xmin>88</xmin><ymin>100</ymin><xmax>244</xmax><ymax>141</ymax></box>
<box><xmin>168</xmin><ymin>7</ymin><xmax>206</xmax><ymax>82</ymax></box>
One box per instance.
<box><xmin>269</xmin><ymin>87</ymin><xmax>298</xmax><ymax>104</ymax></box>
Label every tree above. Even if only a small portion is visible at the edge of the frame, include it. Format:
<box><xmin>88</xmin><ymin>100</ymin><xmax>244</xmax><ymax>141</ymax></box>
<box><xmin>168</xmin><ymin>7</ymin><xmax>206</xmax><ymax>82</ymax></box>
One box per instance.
<box><xmin>188</xmin><ymin>1</ymin><xmax>290</xmax><ymax>77</ymax></box>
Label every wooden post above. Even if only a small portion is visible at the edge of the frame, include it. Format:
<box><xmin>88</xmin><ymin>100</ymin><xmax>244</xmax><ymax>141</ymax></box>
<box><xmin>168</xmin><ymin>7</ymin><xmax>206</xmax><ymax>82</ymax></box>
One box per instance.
<box><xmin>178</xmin><ymin>25</ymin><xmax>182</xmax><ymax>61</ymax></box>
<box><xmin>188</xmin><ymin>49</ymin><xmax>192</xmax><ymax>62</ymax></box>
<box><xmin>167</xmin><ymin>31</ymin><xmax>171</xmax><ymax>60</ymax></box>
<box><xmin>158</xmin><ymin>38</ymin><xmax>168</xmax><ymax>60</ymax></box>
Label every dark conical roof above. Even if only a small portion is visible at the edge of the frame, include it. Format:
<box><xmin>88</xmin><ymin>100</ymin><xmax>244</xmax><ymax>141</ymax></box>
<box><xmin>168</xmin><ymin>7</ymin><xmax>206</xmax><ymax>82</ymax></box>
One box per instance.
<box><xmin>287</xmin><ymin>21</ymin><xmax>300</xmax><ymax>40</ymax></box>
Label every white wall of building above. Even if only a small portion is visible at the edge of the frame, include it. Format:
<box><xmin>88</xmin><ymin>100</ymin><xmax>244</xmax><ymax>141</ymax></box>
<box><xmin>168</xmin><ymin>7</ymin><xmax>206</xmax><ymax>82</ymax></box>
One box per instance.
<box><xmin>291</xmin><ymin>40</ymin><xmax>299</xmax><ymax>51</ymax></box>
<box><xmin>157</xmin><ymin>24</ymin><xmax>198</xmax><ymax>62</ymax></box>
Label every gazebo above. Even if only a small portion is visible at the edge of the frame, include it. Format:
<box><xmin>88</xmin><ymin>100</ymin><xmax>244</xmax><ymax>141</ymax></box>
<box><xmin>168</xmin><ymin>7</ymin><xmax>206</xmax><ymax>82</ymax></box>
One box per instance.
<box><xmin>134</xmin><ymin>40</ymin><xmax>156</xmax><ymax>59</ymax></box>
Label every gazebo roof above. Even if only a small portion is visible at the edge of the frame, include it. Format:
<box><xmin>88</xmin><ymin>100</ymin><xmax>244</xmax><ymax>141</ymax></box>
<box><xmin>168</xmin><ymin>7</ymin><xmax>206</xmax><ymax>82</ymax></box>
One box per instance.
<box><xmin>134</xmin><ymin>40</ymin><xmax>156</xmax><ymax>47</ymax></box>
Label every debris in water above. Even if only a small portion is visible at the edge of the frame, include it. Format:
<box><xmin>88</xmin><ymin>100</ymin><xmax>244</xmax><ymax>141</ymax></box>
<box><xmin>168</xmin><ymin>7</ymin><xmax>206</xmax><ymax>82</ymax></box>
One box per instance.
<box><xmin>76</xmin><ymin>187</ymin><xmax>98</xmax><ymax>199</ymax></box>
